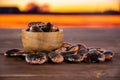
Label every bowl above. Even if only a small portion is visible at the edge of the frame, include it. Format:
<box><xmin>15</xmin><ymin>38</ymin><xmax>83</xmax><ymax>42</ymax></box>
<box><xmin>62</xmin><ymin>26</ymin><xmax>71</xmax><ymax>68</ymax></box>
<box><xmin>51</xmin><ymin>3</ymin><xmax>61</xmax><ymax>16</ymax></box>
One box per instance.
<box><xmin>22</xmin><ymin>29</ymin><xmax>63</xmax><ymax>51</ymax></box>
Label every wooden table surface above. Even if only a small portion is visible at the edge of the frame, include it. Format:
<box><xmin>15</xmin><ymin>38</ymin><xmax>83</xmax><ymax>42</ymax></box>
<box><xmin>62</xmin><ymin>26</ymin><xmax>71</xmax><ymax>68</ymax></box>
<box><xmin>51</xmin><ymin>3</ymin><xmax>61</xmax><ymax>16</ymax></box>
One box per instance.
<box><xmin>0</xmin><ymin>28</ymin><xmax>120</xmax><ymax>80</ymax></box>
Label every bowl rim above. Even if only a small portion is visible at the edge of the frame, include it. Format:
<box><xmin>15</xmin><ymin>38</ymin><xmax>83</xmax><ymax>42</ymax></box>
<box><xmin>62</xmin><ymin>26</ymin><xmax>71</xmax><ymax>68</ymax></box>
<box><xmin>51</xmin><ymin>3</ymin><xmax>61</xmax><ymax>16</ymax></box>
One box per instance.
<box><xmin>22</xmin><ymin>29</ymin><xmax>63</xmax><ymax>33</ymax></box>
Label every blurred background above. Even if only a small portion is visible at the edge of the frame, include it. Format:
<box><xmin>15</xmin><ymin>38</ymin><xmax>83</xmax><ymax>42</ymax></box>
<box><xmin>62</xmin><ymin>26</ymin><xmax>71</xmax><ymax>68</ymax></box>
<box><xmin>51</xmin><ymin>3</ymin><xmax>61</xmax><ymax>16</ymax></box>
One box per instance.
<box><xmin>0</xmin><ymin>0</ymin><xmax>120</xmax><ymax>28</ymax></box>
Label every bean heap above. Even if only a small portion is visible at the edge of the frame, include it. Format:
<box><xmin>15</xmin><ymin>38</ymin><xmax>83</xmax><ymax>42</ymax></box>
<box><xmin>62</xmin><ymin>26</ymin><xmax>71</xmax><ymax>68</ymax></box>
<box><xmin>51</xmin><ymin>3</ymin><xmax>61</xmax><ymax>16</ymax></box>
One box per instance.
<box><xmin>2</xmin><ymin>22</ymin><xmax>115</xmax><ymax>65</ymax></box>
<box><xmin>26</xmin><ymin>22</ymin><xmax>59</xmax><ymax>32</ymax></box>
<box><xmin>3</xmin><ymin>43</ymin><xmax>114</xmax><ymax>65</ymax></box>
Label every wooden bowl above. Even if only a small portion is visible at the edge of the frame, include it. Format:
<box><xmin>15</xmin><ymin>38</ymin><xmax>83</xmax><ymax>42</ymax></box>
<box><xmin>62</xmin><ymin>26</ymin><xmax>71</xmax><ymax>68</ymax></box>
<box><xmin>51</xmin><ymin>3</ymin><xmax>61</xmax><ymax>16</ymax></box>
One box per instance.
<box><xmin>22</xmin><ymin>29</ymin><xmax>63</xmax><ymax>51</ymax></box>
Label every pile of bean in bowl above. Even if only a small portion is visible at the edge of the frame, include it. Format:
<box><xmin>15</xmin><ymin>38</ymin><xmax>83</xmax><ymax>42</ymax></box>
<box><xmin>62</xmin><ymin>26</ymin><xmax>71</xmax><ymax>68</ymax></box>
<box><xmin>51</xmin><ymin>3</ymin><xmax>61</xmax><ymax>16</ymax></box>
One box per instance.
<box><xmin>26</xmin><ymin>22</ymin><xmax>59</xmax><ymax>32</ymax></box>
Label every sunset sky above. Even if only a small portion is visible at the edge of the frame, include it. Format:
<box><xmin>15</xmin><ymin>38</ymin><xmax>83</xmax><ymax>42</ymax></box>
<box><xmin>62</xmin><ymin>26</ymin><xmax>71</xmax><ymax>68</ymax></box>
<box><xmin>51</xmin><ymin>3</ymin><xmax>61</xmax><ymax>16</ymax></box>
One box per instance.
<box><xmin>0</xmin><ymin>0</ymin><xmax>119</xmax><ymax>12</ymax></box>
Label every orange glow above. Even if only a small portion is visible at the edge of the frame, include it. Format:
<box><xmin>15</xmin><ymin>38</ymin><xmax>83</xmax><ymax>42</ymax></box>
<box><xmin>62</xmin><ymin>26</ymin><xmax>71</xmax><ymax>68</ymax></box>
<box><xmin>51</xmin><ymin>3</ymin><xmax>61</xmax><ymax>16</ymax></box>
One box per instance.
<box><xmin>0</xmin><ymin>0</ymin><xmax>119</xmax><ymax>12</ymax></box>
<box><xmin>52</xmin><ymin>4</ymin><xmax>118</xmax><ymax>12</ymax></box>
<box><xmin>0</xmin><ymin>0</ymin><xmax>119</xmax><ymax>29</ymax></box>
<box><xmin>0</xmin><ymin>14</ymin><xmax>120</xmax><ymax>28</ymax></box>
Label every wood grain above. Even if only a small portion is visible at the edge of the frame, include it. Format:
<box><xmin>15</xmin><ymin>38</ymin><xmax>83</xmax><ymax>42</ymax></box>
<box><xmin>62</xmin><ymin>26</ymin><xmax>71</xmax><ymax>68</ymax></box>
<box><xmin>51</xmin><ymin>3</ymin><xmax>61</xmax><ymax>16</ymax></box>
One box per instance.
<box><xmin>0</xmin><ymin>28</ymin><xmax>120</xmax><ymax>80</ymax></box>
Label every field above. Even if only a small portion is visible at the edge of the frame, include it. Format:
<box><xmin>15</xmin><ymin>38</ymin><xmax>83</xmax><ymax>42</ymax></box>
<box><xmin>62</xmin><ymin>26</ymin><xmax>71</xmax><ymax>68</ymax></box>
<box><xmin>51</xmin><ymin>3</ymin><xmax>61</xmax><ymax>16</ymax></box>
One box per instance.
<box><xmin>0</xmin><ymin>14</ymin><xmax>120</xmax><ymax>28</ymax></box>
